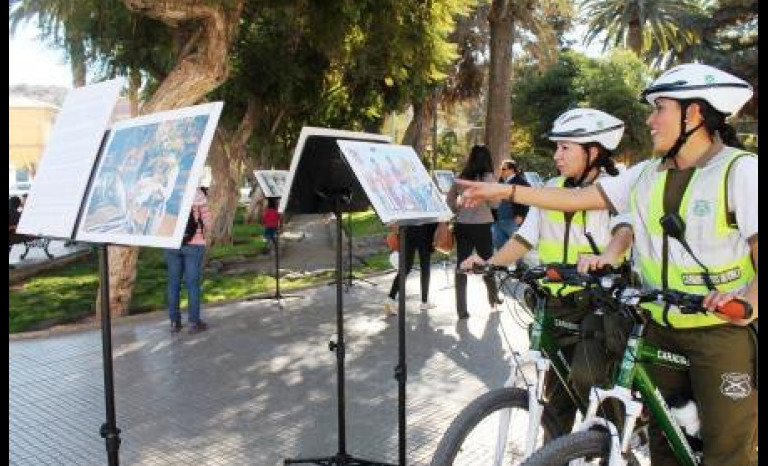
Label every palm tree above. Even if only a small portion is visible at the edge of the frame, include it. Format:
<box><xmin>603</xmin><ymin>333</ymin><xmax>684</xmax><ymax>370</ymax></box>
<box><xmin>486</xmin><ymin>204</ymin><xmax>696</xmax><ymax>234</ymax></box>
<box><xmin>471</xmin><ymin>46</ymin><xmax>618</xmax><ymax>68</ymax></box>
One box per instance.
<box><xmin>9</xmin><ymin>0</ymin><xmax>89</xmax><ymax>85</ymax></box>
<box><xmin>581</xmin><ymin>0</ymin><xmax>707</xmax><ymax>59</ymax></box>
<box><xmin>485</xmin><ymin>0</ymin><xmax>572</xmax><ymax>169</ymax></box>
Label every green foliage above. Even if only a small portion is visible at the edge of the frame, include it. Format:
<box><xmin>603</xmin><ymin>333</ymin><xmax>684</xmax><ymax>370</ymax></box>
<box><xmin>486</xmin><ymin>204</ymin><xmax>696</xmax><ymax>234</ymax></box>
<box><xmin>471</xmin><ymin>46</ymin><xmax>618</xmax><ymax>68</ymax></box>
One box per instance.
<box><xmin>582</xmin><ymin>0</ymin><xmax>708</xmax><ymax>57</ymax></box>
<box><xmin>435</xmin><ymin>130</ymin><xmax>463</xmax><ymax>170</ymax></box>
<box><xmin>346</xmin><ymin>210</ymin><xmax>388</xmax><ymax>237</ymax></box>
<box><xmin>511</xmin><ymin>50</ymin><xmax>653</xmax><ymax>163</ymax></box>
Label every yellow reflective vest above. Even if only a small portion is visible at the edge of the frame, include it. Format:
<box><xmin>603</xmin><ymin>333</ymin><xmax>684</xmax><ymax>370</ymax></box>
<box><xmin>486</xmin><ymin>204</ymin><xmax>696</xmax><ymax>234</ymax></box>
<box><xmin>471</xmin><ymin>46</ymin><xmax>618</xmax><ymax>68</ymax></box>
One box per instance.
<box><xmin>630</xmin><ymin>148</ymin><xmax>756</xmax><ymax>328</ymax></box>
<box><xmin>537</xmin><ymin>176</ymin><xmax>616</xmax><ymax>296</ymax></box>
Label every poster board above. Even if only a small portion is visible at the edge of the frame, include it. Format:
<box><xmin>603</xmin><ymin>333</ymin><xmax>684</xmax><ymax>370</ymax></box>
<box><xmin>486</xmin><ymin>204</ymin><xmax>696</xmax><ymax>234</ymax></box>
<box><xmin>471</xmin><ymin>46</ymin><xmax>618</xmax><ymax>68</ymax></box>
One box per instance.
<box><xmin>76</xmin><ymin>102</ymin><xmax>223</xmax><ymax>248</ymax></box>
<box><xmin>17</xmin><ymin>78</ymin><xmax>124</xmax><ymax>239</ymax></box>
<box><xmin>432</xmin><ymin>170</ymin><xmax>455</xmax><ymax>194</ymax></box>
<box><xmin>254</xmin><ymin>170</ymin><xmax>288</xmax><ymax>198</ymax></box>
<box><xmin>336</xmin><ymin>141</ymin><xmax>453</xmax><ymax>224</ymax></box>
<box><xmin>279</xmin><ymin>127</ymin><xmax>391</xmax><ymax>214</ymax></box>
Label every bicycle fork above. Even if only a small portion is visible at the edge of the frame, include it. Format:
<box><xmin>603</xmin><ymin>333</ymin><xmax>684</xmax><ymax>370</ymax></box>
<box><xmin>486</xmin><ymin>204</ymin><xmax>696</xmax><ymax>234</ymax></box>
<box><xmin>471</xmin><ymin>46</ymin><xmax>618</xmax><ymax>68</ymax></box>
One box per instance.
<box><xmin>493</xmin><ymin>350</ymin><xmax>552</xmax><ymax>464</ymax></box>
<box><xmin>571</xmin><ymin>385</ymin><xmax>644</xmax><ymax>466</ymax></box>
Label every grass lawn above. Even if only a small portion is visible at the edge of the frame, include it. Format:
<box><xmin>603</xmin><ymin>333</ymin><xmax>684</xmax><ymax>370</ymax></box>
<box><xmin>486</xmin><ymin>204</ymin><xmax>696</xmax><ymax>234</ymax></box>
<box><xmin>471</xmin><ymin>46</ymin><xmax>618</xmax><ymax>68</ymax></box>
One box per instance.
<box><xmin>346</xmin><ymin>210</ymin><xmax>388</xmax><ymax>236</ymax></box>
<box><xmin>9</xmin><ymin>207</ymin><xmax>391</xmax><ymax>334</ymax></box>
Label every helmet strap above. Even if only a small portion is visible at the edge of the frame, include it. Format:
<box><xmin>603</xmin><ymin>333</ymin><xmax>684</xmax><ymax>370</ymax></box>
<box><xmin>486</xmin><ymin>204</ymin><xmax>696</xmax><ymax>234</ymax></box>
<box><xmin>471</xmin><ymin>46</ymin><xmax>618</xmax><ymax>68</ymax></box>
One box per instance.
<box><xmin>570</xmin><ymin>145</ymin><xmax>601</xmax><ymax>186</ymax></box>
<box><xmin>663</xmin><ymin>101</ymin><xmax>704</xmax><ymax>166</ymax></box>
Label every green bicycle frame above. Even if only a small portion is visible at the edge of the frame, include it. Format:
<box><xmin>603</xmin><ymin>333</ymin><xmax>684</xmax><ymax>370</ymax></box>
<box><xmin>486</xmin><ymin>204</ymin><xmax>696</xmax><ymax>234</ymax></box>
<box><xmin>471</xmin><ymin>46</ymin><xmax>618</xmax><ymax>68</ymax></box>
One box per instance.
<box><xmin>616</xmin><ymin>324</ymin><xmax>700</xmax><ymax>466</ymax></box>
<box><xmin>528</xmin><ymin>296</ymin><xmax>587</xmax><ymax>413</ymax></box>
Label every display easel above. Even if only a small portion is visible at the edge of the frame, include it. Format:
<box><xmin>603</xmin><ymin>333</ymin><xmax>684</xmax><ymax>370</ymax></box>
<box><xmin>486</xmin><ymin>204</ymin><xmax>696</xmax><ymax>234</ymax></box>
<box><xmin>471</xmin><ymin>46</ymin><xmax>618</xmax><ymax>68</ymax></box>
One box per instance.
<box><xmin>327</xmin><ymin>212</ymin><xmax>377</xmax><ymax>292</ymax></box>
<box><xmin>282</xmin><ymin>133</ymin><xmax>393</xmax><ymax>466</ymax></box>
<box><xmin>17</xmin><ymin>80</ymin><xmax>223</xmax><ymax>466</ymax></box>
<box><xmin>280</xmin><ymin>129</ymin><xmax>452</xmax><ymax>466</ymax></box>
<box><xmin>248</xmin><ymin>196</ymin><xmax>302</xmax><ymax>307</ymax></box>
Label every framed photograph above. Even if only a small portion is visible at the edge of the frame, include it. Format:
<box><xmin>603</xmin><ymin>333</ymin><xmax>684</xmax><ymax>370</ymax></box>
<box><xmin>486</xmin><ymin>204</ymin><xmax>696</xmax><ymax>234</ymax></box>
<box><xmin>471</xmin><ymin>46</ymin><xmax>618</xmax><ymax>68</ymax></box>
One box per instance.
<box><xmin>432</xmin><ymin>170</ymin><xmax>455</xmax><ymax>194</ymax></box>
<box><xmin>76</xmin><ymin>102</ymin><xmax>223</xmax><ymax>248</ymax></box>
<box><xmin>254</xmin><ymin>170</ymin><xmax>288</xmax><ymax>198</ymax></box>
<box><xmin>336</xmin><ymin>141</ymin><xmax>453</xmax><ymax>224</ymax></box>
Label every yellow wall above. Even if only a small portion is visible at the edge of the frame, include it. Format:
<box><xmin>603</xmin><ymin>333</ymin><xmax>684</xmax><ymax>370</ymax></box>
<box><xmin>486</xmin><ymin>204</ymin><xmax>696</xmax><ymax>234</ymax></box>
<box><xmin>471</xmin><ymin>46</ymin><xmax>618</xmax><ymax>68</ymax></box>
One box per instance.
<box><xmin>9</xmin><ymin>100</ymin><xmax>59</xmax><ymax>176</ymax></box>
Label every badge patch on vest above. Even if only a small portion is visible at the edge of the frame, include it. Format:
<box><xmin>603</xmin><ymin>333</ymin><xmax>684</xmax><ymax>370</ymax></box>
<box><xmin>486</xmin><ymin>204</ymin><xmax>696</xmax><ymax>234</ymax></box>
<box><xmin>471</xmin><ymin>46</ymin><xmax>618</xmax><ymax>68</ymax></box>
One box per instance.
<box><xmin>681</xmin><ymin>267</ymin><xmax>742</xmax><ymax>286</ymax></box>
<box><xmin>692</xmin><ymin>199</ymin><xmax>713</xmax><ymax>217</ymax></box>
<box><xmin>720</xmin><ymin>372</ymin><xmax>752</xmax><ymax>400</ymax></box>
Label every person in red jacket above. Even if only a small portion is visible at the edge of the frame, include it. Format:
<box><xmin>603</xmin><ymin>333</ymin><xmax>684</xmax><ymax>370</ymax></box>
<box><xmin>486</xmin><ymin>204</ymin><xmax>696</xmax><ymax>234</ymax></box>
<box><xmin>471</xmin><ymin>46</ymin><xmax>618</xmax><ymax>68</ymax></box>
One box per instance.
<box><xmin>261</xmin><ymin>197</ymin><xmax>280</xmax><ymax>254</ymax></box>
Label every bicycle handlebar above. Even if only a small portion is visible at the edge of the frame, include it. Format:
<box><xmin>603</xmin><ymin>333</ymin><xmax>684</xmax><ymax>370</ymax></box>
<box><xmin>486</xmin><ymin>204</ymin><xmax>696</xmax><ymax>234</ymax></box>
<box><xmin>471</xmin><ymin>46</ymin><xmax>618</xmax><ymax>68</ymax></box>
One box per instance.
<box><xmin>464</xmin><ymin>262</ymin><xmax>752</xmax><ymax>320</ymax></box>
<box><xmin>628</xmin><ymin>289</ymin><xmax>753</xmax><ymax>320</ymax></box>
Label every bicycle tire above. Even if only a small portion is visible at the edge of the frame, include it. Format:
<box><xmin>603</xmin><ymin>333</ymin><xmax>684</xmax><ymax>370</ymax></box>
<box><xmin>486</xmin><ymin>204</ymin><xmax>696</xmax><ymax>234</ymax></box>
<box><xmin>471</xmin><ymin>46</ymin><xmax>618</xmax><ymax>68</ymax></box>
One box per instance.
<box><xmin>431</xmin><ymin>387</ymin><xmax>563</xmax><ymax>466</ymax></box>
<box><xmin>521</xmin><ymin>430</ymin><xmax>641</xmax><ymax>466</ymax></box>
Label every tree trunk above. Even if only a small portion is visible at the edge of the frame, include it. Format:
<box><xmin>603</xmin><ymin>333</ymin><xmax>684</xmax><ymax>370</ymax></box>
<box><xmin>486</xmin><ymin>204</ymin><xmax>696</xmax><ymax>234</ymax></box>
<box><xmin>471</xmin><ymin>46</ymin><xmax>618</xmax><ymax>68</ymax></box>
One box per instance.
<box><xmin>71</xmin><ymin>58</ymin><xmax>86</xmax><ymax>87</ymax></box>
<box><xmin>207</xmin><ymin>111</ymin><xmax>257</xmax><ymax>247</ymax></box>
<box><xmin>97</xmin><ymin>0</ymin><xmax>244</xmax><ymax>318</ymax></box>
<box><xmin>208</xmin><ymin>97</ymin><xmax>259</xmax><ymax>245</ymax></box>
<box><xmin>69</xmin><ymin>33</ymin><xmax>87</xmax><ymax>87</ymax></box>
<box><xmin>627</xmin><ymin>19</ymin><xmax>642</xmax><ymax>55</ymax></box>
<box><xmin>128</xmin><ymin>68</ymin><xmax>141</xmax><ymax>116</ymax></box>
<box><xmin>207</xmin><ymin>131</ymin><xmax>240</xmax><ymax>246</ymax></box>
<box><xmin>402</xmin><ymin>98</ymin><xmax>434</xmax><ymax>160</ymax></box>
<box><xmin>486</xmin><ymin>0</ymin><xmax>515</xmax><ymax>171</ymax></box>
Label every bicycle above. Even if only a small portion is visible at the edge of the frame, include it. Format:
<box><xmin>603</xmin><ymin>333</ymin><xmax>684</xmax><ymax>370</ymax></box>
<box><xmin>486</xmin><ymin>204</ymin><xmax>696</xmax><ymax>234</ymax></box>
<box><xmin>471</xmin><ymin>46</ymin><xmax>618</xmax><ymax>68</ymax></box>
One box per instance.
<box><xmin>431</xmin><ymin>263</ymin><xmax>627</xmax><ymax>466</ymax></box>
<box><xmin>521</xmin><ymin>281</ymin><xmax>752</xmax><ymax>466</ymax></box>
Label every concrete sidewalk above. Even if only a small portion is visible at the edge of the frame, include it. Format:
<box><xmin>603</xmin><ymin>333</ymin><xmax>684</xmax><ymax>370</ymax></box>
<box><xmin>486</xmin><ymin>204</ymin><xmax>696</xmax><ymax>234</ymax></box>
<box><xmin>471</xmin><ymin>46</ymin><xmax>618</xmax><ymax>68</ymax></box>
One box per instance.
<box><xmin>9</xmin><ymin>268</ymin><xmax>531</xmax><ymax>465</ymax></box>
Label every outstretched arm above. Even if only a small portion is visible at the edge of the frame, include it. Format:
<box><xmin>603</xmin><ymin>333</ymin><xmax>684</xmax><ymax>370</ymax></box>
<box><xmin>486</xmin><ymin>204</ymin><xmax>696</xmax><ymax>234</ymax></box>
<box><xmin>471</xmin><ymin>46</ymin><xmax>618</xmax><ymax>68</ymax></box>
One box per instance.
<box><xmin>456</xmin><ymin>180</ymin><xmax>609</xmax><ymax>212</ymax></box>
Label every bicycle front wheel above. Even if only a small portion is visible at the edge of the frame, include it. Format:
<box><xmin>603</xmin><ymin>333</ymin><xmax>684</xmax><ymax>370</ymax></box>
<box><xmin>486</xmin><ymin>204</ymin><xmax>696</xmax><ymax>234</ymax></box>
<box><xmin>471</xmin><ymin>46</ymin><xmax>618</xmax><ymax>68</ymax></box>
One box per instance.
<box><xmin>521</xmin><ymin>430</ymin><xmax>641</xmax><ymax>466</ymax></box>
<box><xmin>431</xmin><ymin>387</ymin><xmax>563</xmax><ymax>466</ymax></box>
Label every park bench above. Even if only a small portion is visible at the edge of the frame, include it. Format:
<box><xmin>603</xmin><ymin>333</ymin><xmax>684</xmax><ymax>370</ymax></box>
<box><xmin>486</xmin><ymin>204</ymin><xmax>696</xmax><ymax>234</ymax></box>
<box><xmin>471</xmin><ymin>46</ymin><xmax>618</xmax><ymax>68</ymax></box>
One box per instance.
<box><xmin>10</xmin><ymin>234</ymin><xmax>54</xmax><ymax>260</ymax></box>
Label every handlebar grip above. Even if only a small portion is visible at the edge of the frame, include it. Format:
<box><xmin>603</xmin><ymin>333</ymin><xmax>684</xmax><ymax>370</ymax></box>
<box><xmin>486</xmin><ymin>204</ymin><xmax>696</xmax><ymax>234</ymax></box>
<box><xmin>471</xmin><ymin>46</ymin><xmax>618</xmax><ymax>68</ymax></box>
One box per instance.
<box><xmin>717</xmin><ymin>299</ymin><xmax>753</xmax><ymax>320</ymax></box>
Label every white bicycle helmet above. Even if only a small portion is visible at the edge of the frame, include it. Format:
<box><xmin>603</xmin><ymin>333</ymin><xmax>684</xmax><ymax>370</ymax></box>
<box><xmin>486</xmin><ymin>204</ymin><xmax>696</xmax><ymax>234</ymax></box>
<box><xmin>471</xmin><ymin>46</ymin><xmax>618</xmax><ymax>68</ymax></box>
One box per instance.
<box><xmin>547</xmin><ymin>108</ymin><xmax>625</xmax><ymax>151</ymax></box>
<box><xmin>640</xmin><ymin>63</ymin><xmax>753</xmax><ymax>116</ymax></box>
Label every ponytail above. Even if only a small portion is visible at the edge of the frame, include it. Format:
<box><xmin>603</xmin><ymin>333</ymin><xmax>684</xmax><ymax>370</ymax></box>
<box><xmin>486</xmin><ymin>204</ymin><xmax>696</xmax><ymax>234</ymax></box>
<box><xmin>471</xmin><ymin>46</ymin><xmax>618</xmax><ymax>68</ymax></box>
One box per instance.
<box><xmin>690</xmin><ymin>99</ymin><xmax>745</xmax><ymax>149</ymax></box>
<box><xmin>583</xmin><ymin>143</ymin><xmax>619</xmax><ymax>178</ymax></box>
<box><xmin>601</xmin><ymin>156</ymin><xmax>620</xmax><ymax>176</ymax></box>
<box><xmin>717</xmin><ymin>122</ymin><xmax>745</xmax><ymax>149</ymax></box>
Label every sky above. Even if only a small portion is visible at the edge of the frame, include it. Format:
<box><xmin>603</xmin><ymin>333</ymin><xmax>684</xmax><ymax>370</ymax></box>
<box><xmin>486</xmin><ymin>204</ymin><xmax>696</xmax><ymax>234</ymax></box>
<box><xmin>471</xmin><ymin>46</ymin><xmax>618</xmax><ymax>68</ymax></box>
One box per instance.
<box><xmin>9</xmin><ymin>21</ymin><xmax>73</xmax><ymax>88</ymax></box>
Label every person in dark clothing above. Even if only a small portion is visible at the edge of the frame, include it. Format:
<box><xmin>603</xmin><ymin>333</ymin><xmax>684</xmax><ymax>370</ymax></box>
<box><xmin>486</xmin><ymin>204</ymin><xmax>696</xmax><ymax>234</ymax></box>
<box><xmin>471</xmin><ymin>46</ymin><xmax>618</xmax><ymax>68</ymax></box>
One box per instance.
<box><xmin>9</xmin><ymin>196</ymin><xmax>23</xmax><ymax>257</ymax></box>
<box><xmin>384</xmin><ymin>222</ymin><xmax>439</xmax><ymax>316</ymax></box>
<box><xmin>446</xmin><ymin>145</ymin><xmax>500</xmax><ymax>319</ymax></box>
<box><xmin>492</xmin><ymin>159</ymin><xmax>530</xmax><ymax>250</ymax></box>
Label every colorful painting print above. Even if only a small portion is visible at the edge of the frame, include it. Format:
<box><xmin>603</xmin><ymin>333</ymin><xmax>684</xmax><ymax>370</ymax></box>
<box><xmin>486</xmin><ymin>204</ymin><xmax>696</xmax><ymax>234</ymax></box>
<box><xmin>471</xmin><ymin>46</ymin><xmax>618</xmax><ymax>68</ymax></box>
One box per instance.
<box><xmin>78</xmin><ymin>102</ymin><xmax>222</xmax><ymax>248</ymax></box>
<box><xmin>337</xmin><ymin>141</ymin><xmax>453</xmax><ymax>224</ymax></box>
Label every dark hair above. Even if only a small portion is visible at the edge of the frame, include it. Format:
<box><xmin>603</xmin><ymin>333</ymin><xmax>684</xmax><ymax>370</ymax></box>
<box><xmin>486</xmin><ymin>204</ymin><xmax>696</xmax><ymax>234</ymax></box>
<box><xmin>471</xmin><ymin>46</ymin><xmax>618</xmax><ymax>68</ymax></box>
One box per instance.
<box><xmin>267</xmin><ymin>197</ymin><xmax>278</xmax><ymax>209</ymax></box>
<box><xmin>685</xmin><ymin>99</ymin><xmax>745</xmax><ymax>149</ymax></box>
<box><xmin>501</xmin><ymin>159</ymin><xmax>518</xmax><ymax>172</ymax></box>
<box><xmin>583</xmin><ymin>143</ymin><xmax>619</xmax><ymax>176</ymax></box>
<box><xmin>460</xmin><ymin>145</ymin><xmax>494</xmax><ymax>181</ymax></box>
<box><xmin>9</xmin><ymin>196</ymin><xmax>22</xmax><ymax>219</ymax></box>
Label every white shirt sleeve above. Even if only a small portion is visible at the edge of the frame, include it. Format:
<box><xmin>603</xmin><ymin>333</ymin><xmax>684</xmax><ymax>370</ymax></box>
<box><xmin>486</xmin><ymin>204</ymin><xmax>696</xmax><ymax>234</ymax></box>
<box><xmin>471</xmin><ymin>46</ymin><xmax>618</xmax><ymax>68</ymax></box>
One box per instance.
<box><xmin>609</xmin><ymin>212</ymin><xmax>633</xmax><ymax>232</ymax></box>
<box><xmin>516</xmin><ymin>206</ymin><xmax>540</xmax><ymax>247</ymax></box>
<box><xmin>728</xmin><ymin>156</ymin><xmax>758</xmax><ymax>239</ymax></box>
<box><xmin>597</xmin><ymin>161</ymin><xmax>650</xmax><ymax>214</ymax></box>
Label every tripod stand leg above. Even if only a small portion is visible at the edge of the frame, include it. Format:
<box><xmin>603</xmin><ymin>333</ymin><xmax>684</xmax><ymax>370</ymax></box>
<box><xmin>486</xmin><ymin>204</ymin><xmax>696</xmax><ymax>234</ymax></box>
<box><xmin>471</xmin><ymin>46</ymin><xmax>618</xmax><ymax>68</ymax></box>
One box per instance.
<box><xmin>285</xmin><ymin>199</ymin><xmax>391</xmax><ymax>466</ymax></box>
<box><xmin>250</xmin><ymin>228</ymin><xmax>303</xmax><ymax>305</ymax></box>
<box><xmin>98</xmin><ymin>245</ymin><xmax>122</xmax><ymax>466</ymax></box>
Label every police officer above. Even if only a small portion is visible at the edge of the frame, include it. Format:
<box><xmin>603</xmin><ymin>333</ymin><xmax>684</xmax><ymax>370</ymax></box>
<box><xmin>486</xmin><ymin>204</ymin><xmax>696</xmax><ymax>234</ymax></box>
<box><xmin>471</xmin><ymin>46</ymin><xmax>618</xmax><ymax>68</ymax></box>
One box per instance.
<box><xmin>457</xmin><ymin>63</ymin><xmax>758</xmax><ymax>466</ymax></box>
<box><xmin>464</xmin><ymin>108</ymin><xmax>627</xmax><ymax>428</ymax></box>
